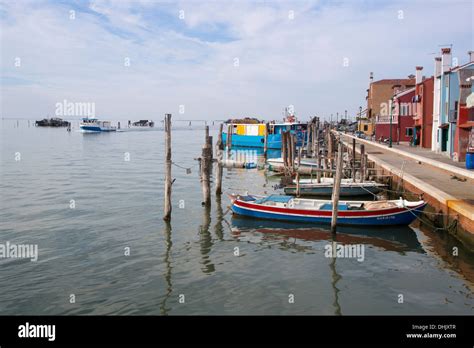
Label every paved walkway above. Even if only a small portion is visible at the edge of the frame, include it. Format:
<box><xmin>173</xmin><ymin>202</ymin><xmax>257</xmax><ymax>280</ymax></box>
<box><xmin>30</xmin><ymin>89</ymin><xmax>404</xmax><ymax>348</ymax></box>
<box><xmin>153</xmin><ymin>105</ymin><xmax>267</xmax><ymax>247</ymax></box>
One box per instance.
<box><xmin>378</xmin><ymin>141</ymin><xmax>466</xmax><ymax>170</ymax></box>
<box><xmin>339</xmin><ymin>134</ymin><xmax>474</xmax><ymax>206</ymax></box>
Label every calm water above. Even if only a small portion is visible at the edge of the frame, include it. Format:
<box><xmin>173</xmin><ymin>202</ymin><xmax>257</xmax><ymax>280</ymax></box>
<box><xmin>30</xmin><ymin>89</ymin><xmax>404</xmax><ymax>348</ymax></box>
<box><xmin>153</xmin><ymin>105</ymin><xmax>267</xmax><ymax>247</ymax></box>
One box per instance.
<box><xmin>1</xmin><ymin>119</ymin><xmax>473</xmax><ymax>315</ymax></box>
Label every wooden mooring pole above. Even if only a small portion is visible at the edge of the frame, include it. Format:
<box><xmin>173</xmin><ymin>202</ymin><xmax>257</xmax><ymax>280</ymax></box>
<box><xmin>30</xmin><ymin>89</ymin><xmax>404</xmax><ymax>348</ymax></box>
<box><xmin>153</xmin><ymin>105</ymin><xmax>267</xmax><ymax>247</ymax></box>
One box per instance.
<box><xmin>227</xmin><ymin>123</ymin><xmax>233</xmax><ymax>153</ymax></box>
<box><xmin>352</xmin><ymin>138</ymin><xmax>356</xmax><ymax>182</ymax></box>
<box><xmin>215</xmin><ymin>123</ymin><xmax>224</xmax><ymax>195</ymax></box>
<box><xmin>263</xmin><ymin>122</ymin><xmax>269</xmax><ymax>158</ymax></box>
<box><xmin>330</xmin><ymin>139</ymin><xmax>343</xmax><ymax>234</ymax></box>
<box><xmin>281</xmin><ymin>131</ymin><xmax>287</xmax><ymax>172</ymax></box>
<box><xmin>201</xmin><ymin>126</ymin><xmax>212</xmax><ymax>206</ymax></box>
<box><xmin>163</xmin><ymin>114</ymin><xmax>172</xmax><ymax>221</ymax></box>
<box><xmin>360</xmin><ymin>144</ymin><xmax>366</xmax><ymax>183</ymax></box>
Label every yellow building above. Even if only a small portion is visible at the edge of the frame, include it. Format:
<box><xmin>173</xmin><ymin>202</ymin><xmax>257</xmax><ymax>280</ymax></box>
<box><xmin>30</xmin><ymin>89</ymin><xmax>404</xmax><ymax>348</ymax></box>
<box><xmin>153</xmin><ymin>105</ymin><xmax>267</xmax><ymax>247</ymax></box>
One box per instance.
<box><xmin>357</xmin><ymin>118</ymin><xmax>374</xmax><ymax>136</ymax></box>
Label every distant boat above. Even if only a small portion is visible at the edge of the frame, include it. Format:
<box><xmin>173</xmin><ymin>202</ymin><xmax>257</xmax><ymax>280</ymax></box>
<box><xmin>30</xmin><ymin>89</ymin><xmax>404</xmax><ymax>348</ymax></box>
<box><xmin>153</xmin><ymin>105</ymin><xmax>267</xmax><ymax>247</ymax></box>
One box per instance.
<box><xmin>131</xmin><ymin>120</ymin><xmax>154</xmax><ymax>127</ymax></box>
<box><xmin>35</xmin><ymin>117</ymin><xmax>70</xmax><ymax>127</ymax></box>
<box><xmin>80</xmin><ymin>117</ymin><xmax>116</xmax><ymax>132</ymax></box>
<box><xmin>230</xmin><ymin>194</ymin><xmax>426</xmax><ymax>226</ymax></box>
<box><xmin>284</xmin><ymin>178</ymin><xmax>386</xmax><ymax>197</ymax></box>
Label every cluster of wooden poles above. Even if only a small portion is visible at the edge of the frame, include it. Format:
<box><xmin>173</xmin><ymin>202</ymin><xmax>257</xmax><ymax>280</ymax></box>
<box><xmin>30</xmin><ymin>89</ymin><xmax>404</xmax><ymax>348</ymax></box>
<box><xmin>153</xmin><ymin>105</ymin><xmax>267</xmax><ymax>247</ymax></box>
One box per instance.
<box><xmin>278</xmin><ymin>117</ymin><xmax>373</xmax><ymax>233</ymax></box>
<box><xmin>278</xmin><ymin>117</ymin><xmax>369</xmax><ymax>182</ymax></box>
<box><xmin>163</xmin><ymin>114</ymin><xmax>374</xmax><ymax>233</ymax></box>
<box><xmin>163</xmin><ymin>114</ymin><xmax>226</xmax><ymax>222</ymax></box>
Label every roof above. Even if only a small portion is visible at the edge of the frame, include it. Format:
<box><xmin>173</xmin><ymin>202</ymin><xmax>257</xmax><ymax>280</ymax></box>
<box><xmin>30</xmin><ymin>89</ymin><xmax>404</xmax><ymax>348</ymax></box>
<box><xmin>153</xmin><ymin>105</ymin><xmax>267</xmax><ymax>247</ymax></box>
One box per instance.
<box><xmin>372</xmin><ymin>78</ymin><xmax>415</xmax><ymax>85</ymax></box>
<box><xmin>393</xmin><ymin>87</ymin><xmax>416</xmax><ymax>98</ymax></box>
<box><xmin>449</xmin><ymin>61</ymin><xmax>474</xmax><ymax>73</ymax></box>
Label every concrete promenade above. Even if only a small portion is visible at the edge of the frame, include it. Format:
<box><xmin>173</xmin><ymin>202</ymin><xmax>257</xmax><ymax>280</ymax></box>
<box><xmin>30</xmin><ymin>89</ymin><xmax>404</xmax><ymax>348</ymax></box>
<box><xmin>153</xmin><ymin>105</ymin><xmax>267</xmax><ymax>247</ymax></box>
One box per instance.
<box><xmin>339</xmin><ymin>132</ymin><xmax>474</xmax><ymax>249</ymax></box>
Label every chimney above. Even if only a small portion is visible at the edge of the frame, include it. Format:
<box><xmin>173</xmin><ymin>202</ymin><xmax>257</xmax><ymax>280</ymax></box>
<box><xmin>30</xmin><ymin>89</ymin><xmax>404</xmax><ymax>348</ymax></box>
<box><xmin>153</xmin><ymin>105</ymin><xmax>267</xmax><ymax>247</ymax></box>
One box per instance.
<box><xmin>415</xmin><ymin>66</ymin><xmax>423</xmax><ymax>84</ymax></box>
<box><xmin>434</xmin><ymin>57</ymin><xmax>442</xmax><ymax>77</ymax></box>
<box><xmin>469</xmin><ymin>51</ymin><xmax>474</xmax><ymax>63</ymax></box>
<box><xmin>441</xmin><ymin>47</ymin><xmax>452</xmax><ymax>74</ymax></box>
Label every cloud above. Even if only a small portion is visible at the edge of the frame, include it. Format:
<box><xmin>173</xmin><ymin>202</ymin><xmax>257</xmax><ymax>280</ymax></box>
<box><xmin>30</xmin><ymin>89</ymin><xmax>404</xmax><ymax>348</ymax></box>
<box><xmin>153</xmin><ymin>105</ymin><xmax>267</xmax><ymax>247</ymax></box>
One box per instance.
<box><xmin>1</xmin><ymin>0</ymin><xmax>472</xmax><ymax>121</ymax></box>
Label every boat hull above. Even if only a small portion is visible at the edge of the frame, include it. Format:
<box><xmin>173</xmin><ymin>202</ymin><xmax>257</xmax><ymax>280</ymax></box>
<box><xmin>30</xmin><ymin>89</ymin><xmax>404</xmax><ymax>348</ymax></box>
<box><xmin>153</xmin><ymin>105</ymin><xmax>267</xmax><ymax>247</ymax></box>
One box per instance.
<box><xmin>231</xmin><ymin>199</ymin><xmax>426</xmax><ymax>226</ymax></box>
<box><xmin>80</xmin><ymin>126</ymin><xmax>116</xmax><ymax>132</ymax></box>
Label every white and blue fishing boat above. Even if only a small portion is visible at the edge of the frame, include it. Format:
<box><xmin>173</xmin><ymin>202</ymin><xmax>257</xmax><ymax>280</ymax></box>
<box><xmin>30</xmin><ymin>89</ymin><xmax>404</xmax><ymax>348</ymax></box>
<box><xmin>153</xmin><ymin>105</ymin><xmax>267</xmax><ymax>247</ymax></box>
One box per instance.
<box><xmin>80</xmin><ymin>117</ymin><xmax>117</xmax><ymax>132</ymax></box>
<box><xmin>230</xmin><ymin>194</ymin><xmax>426</xmax><ymax>226</ymax></box>
<box><xmin>222</xmin><ymin>110</ymin><xmax>308</xmax><ymax>149</ymax></box>
<box><xmin>284</xmin><ymin>178</ymin><xmax>387</xmax><ymax>197</ymax></box>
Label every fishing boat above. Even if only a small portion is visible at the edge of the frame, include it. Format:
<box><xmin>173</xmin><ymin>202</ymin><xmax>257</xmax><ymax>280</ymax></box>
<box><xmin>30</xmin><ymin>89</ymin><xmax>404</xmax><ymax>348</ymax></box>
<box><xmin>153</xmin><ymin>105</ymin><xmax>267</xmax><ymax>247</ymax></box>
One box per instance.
<box><xmin>284</xmin><ymin>178</ymin><xmax>386</xmax><ymax>197</ymax></box>
<box><xmin>222</xmin><ymin>108</ymin><xmax>309</xmax><ymax>149</ymax></box>
<box><xmin>80</xmin><ymin>117</ymin><xmax>117</xmax><ymax>132</ymax></box>
<box><xmin>230</xmin><ymin>194</ymin><xmax>426</xmax><ymax>226</ymax></box>
<box><xmin>266</xmin><ymin>157</ymin><xmax>318</xmax><ymax>171</ymax></box>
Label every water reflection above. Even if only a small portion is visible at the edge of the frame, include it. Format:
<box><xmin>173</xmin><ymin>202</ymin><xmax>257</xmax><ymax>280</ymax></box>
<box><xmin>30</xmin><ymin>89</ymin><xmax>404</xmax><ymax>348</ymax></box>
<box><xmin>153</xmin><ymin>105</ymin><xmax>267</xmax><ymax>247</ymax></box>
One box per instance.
<box><xmin>230</xmin><ymin>216</ymin><xmax>424</xmax><ymax>253</ymax></box>
<box><xmin>214</xmin><ymin>196</ymin><xmax>225</xmax><ymax>241</ymax></box>
<box><xmin>329</xmin><ymin>235</ymin><xmax>342</xmax><ymax>315</ymax></box>
<box><xmin>160</xmin><ymin>221</ymin><xmax>173</xmax><ymax>315</ymax></box>
<box><xmin>199</xmin><ymin>205</ymin><xmax>215</xmax><ymax>274</ymax></box>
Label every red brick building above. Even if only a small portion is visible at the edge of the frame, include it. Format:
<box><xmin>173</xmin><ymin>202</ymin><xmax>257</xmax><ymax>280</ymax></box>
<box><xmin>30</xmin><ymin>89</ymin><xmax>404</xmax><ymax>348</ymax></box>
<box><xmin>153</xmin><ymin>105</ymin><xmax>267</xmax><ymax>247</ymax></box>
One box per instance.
<box><xmin>375</xmin><ymin>86</ymin><xmax>416</xmax><ymax>143</ymax></box>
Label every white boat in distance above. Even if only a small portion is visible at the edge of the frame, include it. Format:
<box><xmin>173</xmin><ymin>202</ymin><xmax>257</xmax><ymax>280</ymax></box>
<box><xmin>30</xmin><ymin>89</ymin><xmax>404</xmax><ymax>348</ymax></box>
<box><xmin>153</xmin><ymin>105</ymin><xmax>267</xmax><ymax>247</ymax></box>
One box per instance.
<box><xmin>80</xmin><ymin>117</ymin><xmax>117</xmax><ymax>132</ymax></box>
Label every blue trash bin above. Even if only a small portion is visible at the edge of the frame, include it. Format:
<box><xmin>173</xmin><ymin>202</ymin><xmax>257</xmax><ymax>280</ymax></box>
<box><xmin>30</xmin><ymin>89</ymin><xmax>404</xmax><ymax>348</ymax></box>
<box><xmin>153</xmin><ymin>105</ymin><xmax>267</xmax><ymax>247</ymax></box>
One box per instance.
<box><xmin>466</xmin><ymin>152</ymin><xmax>474</xmax><ymax>169</ymax></box>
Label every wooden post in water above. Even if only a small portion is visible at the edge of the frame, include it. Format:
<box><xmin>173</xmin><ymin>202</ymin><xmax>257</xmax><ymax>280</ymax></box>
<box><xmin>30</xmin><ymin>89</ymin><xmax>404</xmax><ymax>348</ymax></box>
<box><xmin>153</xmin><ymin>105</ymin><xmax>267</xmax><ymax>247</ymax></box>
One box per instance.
<box><xmin>352</xmin><ymin>138</ymin><xmax>356</xmax><ymax>182</ymax></box>
<box><xmin>163</xmin><ymin>114</ymin><xmax>172</xmax><ymax>221</ymax></box>
<box><xmin>215</xmin><ymin>123</ymin><xmax>224</xmax><ymax>195</ymax></box>
<box><xmin>306</xmin><ymin>122</ymin><xmax>311</xmax><ymax>158</ymax></box>
<box><xmin>296</xmin><ymin>172</ymin><xmax>300</xmax><ymax>197</ymax></box>
<box><xmin>290</xmin><ymin>133</ymin><xmax>296</xmax><ymax>173</ymax></box>
<box><xmin>227</xmin><ymin>123</ymin><xmax>233</xmax><ymax>153</ymax></box>
<box><xmin>263</xmin><ymin>123</ymin><xmax>269</xmax><ymax>158</ymax></box>
<box><xmin>201</xmin><ymin>126</ymin><xmax>212</xmax><ymax>206</ymax></box>
<box><xmin>316</xmin><ymin>129</ymin><xmax>321</xmax><ymax>183</ymax></box>
<box><xmin>360</xmin><ymin>144</ymin><xmax>366</xmax><ymax>183</ymax></box>
<box><xmin>327</xmin><ymin>131</ymin><xmax>333</xmax><ymax>176</ymax></box>
<box><xmin>311</xmin><ymin>123</ymin><xmax>317</xmax><ymax>158</ymax></box>
<box><xmin>330</xmin><ymin>139</ymin><xmax>344</xmax><ymax>234</ymax></box>
<box><xmin>281</xmin><ymin>131</ymin><xmax>287</xmax><ymax>172</ymax></box>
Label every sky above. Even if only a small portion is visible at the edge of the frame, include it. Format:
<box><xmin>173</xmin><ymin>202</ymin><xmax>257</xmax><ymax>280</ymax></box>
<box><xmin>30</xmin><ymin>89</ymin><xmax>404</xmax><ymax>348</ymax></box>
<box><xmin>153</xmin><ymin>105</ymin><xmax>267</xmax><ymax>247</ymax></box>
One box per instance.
<box><xmin>1</xmin><ymin>0</ymin><xmax>473</xmax><ymax>122</ymax></box>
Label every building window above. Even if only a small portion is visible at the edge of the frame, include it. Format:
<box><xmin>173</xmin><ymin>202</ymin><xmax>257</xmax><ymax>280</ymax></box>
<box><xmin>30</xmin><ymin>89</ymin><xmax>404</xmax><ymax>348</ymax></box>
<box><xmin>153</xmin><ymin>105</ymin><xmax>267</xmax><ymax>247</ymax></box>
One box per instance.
<box><xmin>406</xmin><ymin>128</ymin><xmax>414</xmax><ymax>137</ymax></box>
<box><xmin>363</xmin><ymin>125</ymin><xmax>368</xmax><ymax>131</ymax></box>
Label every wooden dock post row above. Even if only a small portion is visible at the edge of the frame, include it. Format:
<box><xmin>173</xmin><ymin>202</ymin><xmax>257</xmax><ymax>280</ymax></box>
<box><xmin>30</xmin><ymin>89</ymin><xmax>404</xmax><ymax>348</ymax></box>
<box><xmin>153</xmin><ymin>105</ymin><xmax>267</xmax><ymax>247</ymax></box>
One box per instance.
<box><xmin>163</xmin><ymin>114</ymin><xmax>172</xmax><ymax>221</ymax></box>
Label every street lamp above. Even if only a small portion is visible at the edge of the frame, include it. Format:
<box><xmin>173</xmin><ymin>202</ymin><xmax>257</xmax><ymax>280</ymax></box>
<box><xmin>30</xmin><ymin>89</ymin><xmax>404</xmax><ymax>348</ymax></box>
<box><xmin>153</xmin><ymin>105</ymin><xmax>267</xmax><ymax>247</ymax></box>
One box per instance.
<box><xmin>397</xmin><ymin>99</ymin><xmax>401</xmax><ymax>145</ymax></box>
<box><xmin>358</xmin><ymin>106</ymin><xmax>362</xmax><ymax>134</ymax></box>
<box><xmin>389</xmin><ymin>97</ymin><xmax>394</xmax><ymax>148</ymax></box>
